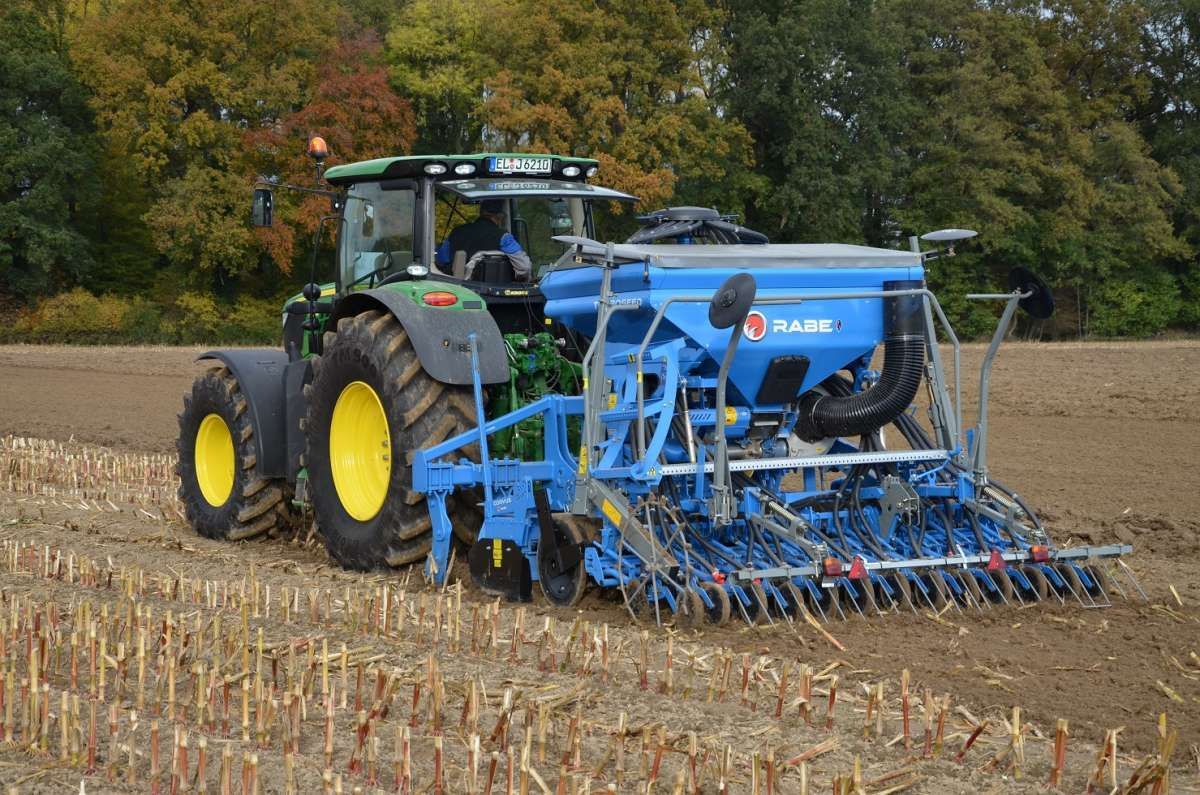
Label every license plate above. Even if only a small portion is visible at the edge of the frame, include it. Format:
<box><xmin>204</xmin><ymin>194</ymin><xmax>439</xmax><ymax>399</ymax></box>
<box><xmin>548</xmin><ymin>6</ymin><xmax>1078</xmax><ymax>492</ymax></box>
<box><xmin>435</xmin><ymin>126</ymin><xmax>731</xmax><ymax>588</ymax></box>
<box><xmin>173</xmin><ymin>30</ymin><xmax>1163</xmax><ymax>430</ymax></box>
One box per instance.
<box><xmin>489</xmin><ymin>156</ymin><xmax>552</xmax><ymax>174</ymax></box>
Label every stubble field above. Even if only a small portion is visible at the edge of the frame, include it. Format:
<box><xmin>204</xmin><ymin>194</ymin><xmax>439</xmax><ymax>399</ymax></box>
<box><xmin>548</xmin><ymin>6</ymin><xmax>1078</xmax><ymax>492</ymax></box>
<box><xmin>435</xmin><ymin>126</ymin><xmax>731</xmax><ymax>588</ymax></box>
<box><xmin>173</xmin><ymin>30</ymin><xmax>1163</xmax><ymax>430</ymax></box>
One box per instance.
<box><xmin>0</xmin><ymin>341</ymin><xmax>1197</xmax><ymax>792</ymax></box>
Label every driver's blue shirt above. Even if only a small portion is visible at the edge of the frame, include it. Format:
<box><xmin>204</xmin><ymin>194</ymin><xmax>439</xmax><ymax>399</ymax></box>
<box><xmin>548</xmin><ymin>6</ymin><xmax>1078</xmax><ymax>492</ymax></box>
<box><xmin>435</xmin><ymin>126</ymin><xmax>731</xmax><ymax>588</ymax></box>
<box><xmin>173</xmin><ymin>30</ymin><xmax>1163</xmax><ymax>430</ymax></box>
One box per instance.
<box><xmin>435</xmin><ymin>219</ymin><xmax>525</xmax><ymax>266</ymax></box>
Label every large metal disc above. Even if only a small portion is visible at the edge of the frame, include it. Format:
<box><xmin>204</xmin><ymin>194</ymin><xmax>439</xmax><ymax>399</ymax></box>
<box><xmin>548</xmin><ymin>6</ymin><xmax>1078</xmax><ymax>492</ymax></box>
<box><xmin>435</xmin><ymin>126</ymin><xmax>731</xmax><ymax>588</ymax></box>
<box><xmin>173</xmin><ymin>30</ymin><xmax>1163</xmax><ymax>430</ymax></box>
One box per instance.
<box><xmin>1019</xmin><ymin>565</ymin><xmax>1050</xmax><ymax>600</ymax></box>
<box><xmin>708</xmin><ymin>273</ymin><xmax>757</xmax><ymax>329</ymax></box>
<box><xmin>743</xmin><ymin>583</ymin><xmax>771</xmax><ymax>625</ymax></box>
<box><xmin>537</xmin><ymin>517</ymin><xmax>588</xmax><ymax>608</ymax></box>
<box><xmin>989</xmin><ymin>569</ymin><xmax>1015</xmax><ymax>602</ymax></box>
<box><xmin>700</xmin><ymin>582</ymin><xmax>732</xmax><ymax>626</ymax></box>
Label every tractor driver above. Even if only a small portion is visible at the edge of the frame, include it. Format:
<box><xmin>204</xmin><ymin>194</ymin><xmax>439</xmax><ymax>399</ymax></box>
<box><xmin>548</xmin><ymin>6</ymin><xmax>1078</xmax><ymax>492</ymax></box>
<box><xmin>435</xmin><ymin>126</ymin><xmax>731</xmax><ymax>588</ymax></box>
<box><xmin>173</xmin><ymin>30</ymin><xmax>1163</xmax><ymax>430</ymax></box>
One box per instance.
<box><xmin>435</xmin><ymin>199</ymin><xmax>532</xmax><ymax>282</ymax></box>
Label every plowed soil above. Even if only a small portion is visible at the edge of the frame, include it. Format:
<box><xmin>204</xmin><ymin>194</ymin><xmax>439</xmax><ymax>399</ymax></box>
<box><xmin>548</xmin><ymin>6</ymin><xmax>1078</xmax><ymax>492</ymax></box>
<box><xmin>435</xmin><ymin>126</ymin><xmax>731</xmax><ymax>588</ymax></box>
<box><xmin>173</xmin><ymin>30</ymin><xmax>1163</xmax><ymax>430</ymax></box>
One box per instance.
<box><xmin>1</xmin><ymin>341</ymin><xmax>1198</xmax><ymax>791</ymax></box>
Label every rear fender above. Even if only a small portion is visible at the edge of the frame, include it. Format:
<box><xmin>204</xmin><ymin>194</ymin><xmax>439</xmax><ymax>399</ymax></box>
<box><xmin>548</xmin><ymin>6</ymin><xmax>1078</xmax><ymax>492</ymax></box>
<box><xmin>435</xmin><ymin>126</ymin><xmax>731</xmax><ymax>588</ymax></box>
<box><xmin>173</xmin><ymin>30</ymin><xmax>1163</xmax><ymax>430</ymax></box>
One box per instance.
<box><xmin>333</xmin><ymin>287</ymin><xmax>509</xmax><ymax>385</ymax></box>
<box><xmin>196</xmin><ymin>350</ymin><xmax>292</xmax><ymax>479</ymax></box>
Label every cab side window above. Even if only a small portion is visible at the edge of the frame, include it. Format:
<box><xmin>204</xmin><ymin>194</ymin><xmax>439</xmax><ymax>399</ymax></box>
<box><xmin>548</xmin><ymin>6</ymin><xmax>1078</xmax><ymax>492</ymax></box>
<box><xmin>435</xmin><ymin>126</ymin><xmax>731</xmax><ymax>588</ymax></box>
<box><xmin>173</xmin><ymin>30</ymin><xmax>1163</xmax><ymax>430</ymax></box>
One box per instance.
<box><xmin>339</xmin><ymin>183</ymin><xmax>416</xmax><ymax>289</ymax></box>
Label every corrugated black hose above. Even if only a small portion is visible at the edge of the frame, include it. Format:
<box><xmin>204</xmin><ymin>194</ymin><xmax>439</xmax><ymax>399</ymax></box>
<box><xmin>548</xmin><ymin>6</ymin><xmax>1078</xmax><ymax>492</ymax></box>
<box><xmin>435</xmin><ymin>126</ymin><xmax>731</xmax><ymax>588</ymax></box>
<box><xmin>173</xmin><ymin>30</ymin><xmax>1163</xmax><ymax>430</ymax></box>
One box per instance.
<box><xmin>796</xmin><ymin>281</ymin><xmax>926</xmax><ymax>442</ymax></box>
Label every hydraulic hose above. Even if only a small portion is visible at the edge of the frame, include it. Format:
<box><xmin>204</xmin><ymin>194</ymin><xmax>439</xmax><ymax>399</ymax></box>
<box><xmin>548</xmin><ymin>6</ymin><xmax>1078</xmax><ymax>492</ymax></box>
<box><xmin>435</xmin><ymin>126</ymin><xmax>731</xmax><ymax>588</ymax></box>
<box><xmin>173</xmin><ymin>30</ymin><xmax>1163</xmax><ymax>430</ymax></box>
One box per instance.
<box><xmin>796</xmin><ymin>281</ymin><xmax>926</xmax><ymax>441</ymax></box>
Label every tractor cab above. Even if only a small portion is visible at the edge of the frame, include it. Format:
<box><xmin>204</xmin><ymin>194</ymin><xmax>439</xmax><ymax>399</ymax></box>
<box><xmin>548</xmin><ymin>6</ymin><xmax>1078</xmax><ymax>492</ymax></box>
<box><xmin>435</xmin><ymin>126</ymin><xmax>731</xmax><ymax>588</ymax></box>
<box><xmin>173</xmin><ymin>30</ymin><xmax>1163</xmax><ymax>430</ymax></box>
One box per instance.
<box><xmin>317</xmin><ymin>153</ymin><xmax>636</xmax><ymax>336</ymax></box>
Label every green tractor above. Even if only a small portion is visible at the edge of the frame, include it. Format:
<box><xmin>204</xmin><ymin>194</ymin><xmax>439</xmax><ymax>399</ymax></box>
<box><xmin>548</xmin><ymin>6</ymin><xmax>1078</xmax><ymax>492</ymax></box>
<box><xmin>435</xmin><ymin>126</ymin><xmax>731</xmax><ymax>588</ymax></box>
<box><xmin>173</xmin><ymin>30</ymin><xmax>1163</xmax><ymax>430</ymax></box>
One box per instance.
<box><xmin>176</xmin><ymin>142</ymin><xmax>634</xmax><ymax>570</ymax></box>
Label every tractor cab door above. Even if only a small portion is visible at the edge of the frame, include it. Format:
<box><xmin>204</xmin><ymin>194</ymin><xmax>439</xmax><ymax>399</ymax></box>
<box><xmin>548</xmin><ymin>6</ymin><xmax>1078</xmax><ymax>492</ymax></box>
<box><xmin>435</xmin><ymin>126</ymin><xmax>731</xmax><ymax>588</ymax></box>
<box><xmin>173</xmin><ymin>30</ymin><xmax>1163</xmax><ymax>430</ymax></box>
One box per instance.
<box><xmin>337</xmin><ymin>179</ymin><xmax>419</xmax><ymax>292</ymax></box>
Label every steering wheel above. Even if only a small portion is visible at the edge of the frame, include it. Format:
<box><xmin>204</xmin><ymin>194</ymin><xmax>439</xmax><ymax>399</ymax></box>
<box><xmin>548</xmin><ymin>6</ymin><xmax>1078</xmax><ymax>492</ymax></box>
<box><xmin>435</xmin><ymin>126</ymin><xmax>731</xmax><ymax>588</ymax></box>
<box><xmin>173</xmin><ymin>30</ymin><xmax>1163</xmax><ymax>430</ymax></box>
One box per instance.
<box><xmin>345</xmin><ymin>249</ymin><xmax>395</xmax><ymax>290</ymax></box>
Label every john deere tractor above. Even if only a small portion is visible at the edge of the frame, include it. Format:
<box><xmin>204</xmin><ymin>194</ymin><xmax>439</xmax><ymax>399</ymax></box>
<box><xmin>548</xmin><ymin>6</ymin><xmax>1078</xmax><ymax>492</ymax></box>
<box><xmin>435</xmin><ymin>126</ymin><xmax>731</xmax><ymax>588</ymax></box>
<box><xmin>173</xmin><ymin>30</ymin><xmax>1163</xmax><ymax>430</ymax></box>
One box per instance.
<box><xmin>176</xmin><ymin>142</ymin><xmax>634</xmax><ymax>570</ymax></box>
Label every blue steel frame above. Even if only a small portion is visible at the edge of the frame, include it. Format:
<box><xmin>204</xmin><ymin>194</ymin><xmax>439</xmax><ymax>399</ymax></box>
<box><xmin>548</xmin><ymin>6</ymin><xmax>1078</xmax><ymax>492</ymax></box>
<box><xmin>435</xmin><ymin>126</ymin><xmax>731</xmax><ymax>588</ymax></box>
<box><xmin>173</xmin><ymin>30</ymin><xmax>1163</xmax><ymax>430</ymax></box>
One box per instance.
<box><xmin>411</xmin><ymin>267</ymin><xmax>1135</xmax><ymax>618</ymax></box>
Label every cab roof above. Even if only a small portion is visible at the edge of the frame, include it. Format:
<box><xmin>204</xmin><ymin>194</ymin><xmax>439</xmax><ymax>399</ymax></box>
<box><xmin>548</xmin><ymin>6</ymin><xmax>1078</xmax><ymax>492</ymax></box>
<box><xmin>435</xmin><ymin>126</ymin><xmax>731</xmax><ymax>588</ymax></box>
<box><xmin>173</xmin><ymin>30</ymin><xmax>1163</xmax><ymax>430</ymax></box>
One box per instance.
<box><xmin>438</xmin><ymin>178</ymin><xmax>635</xmax><ymax>202</ymax></box>
<box><xmin>323</xmin><ymin>152</ymin><xmax>600</xmax><ymax>185</ymax></box>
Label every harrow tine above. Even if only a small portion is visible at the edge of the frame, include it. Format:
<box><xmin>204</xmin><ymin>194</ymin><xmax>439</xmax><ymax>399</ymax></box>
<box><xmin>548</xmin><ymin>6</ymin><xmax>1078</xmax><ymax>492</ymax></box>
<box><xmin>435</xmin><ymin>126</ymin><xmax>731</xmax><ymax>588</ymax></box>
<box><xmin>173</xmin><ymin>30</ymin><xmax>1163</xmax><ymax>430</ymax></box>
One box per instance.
<box><xmin>990</xmin><ymin>570</ymin><xmax>1014</xmax><ymax>608</ymax></box>
<box><xmin>900</xmin><ymin>583</ymin><xmax>919</xmax><ymax>615</ymax></box>
<box><xmin>916</xmin><ymin>579</ymin><xmax>938</xmax><ymax>611</ymax></box>
<box><xmin>875</xmin><ymin>580</ymin><xmax>893</xmax><ymax>616</ymax></box>
<box><xmin>1104</xmin><ymin>564</ymin><xmax>1130</xmax><ymax>601</ymax></box>
<box><xmin>831</xmin><ymin>591</ymin><xmax>849</xmax><ymax>621</ymax></box>
<box><xmin>942</xmin><ymin>575</ymin><xmax>965</xmax><ymax>615</ymax></box>
<box><xmin>1007</xmin><ymin>570</ymin><xmax>1027</xmax><ymax>607</ymax></box>
<box><xmin>811</xmin><ymin>598</ymin><xmax>829</xmax><ymax>622</ymax></box>
<box><xmin>1038</xmin><ymin>564</ymin><xmax>1068</xmax><ymax>606</ymax></box>
<box><xmin>1116</xmin><ymin>559</ymin><xmax>1149</xmax><ymax>602</ymax></box>
<box><xmin>962</xmin><ymin>571</ymin><xmax>988</xmax><ymax>611</ymax></box>
<box><xmin>845</xmin><ymin>585</ymin><xmax>866</xmax><ymax>619</ymax></box>
<box><xmin>774</xmin><ymin>586</ymin><xmax>796</xmax><ymax>625</ymax></box>
<box><xmin>732</xmin><ymin>589</ymin><xmax>754</xmax><ymax>625</ymax></box>
<box><xmin>1055</xmin><ymin>564</ymin><xmax>1089</xmax><ymax>607</ymax></box>
<box><xmin>758</xmin><ymin>589</ymin><xmax>777</xmax><ymax>626</ymax></box>
<box><xmin>1077</xmin><ymin>570</ymin><xmax>1102</xmax><ymax>608</ymax></box>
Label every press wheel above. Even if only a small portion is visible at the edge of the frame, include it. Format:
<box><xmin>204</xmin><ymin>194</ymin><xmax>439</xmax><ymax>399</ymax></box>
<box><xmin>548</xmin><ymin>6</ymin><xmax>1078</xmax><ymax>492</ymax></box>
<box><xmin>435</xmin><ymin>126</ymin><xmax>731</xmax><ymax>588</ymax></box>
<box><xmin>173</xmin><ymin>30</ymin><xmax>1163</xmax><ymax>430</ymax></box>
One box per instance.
<box><xmin>538</xmin><ymin>516</ymin><xmax>588</xmax><ymax>608</ymax></box>
<box><xmin>989</xmin><ymin>568</ymin><xmax>1015</xmax><ymax>602</ymax></box>
<box><xmin>1019</xmin><ymin>565</ymin><xmax>1050</xmax><ymax>600</ymax></box>
<box><xmin>699</xmin><ymin>582</ymin><xmax>732</xmax><ymax>626</ymax></box>
<box><xmin>673</xmin><ymin>589</ymin><xmax>707</xmax><ymax>629</ymax></box>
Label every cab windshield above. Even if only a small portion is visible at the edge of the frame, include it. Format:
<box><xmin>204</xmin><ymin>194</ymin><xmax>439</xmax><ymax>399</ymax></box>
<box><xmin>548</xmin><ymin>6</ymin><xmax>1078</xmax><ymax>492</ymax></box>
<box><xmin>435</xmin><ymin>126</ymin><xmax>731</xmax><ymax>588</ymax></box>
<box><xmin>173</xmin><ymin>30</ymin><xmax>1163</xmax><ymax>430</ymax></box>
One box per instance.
<box><xmin>433</xmin><ymin>187</ymin><xmax>586</xmax><ymax>282</ymax></box>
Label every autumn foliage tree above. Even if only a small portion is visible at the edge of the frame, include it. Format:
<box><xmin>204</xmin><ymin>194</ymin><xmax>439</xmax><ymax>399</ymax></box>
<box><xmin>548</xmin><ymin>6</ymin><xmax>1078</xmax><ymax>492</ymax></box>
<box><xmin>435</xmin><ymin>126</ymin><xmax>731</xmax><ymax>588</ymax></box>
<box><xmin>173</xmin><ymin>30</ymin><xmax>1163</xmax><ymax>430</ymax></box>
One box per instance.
<box><xmin>74</xmin><ymin>0</ymin><xmax>337</xmax><ymax>286</ymax></box>
<box><xmin>389</xmin><ymin>0</ymin><xmax>755</xmax><ymax>212</ymax></box>
<box><xmin>1</xmin><ymin>0</ymin><xmax>1199</xmax><ymax>339</ymax></box>
<box><xmin>245</xmin><ymin>34</ymin><xmax>417</xmax><ymax>272</ymax></box>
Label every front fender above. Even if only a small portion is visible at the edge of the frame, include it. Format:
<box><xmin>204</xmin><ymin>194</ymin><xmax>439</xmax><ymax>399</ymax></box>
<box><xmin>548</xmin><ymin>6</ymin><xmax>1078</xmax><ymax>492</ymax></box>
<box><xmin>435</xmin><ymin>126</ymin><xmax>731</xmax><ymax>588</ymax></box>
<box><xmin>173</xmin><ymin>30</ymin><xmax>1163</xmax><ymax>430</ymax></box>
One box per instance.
<box><xmin>196</xmin><ymin>350</ymin><xmax>288</xmax><ymax>478</ymax></box>
<box><xmin>333</xmin><ymin>286</ymin><xmax>509</xmax><ymax>385</ymax></box>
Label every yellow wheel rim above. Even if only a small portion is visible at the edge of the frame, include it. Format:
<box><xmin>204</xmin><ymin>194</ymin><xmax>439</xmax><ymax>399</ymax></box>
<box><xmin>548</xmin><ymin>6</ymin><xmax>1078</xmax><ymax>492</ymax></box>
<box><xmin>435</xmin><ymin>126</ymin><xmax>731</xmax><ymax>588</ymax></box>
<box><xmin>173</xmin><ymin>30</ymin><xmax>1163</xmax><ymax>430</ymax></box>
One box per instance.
<box><xmin>330</xmin><ymin>380</ymin><xmax>392</xmax><ymax>522</ymax></box>
<box><xmin>195</xmin><ymin>413</ymin><xmax>235</xmax><ymax>507</ymax></box>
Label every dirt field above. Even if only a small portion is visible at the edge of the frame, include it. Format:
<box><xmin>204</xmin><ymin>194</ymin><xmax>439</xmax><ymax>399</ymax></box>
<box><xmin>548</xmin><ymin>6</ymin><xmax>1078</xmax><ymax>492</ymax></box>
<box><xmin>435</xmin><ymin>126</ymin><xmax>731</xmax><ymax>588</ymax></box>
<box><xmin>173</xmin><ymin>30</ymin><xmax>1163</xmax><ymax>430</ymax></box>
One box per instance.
<box><xmin>0</xmin><ymin>341</ymin><xmax>1198</xmax><ymax>792</ymax></box>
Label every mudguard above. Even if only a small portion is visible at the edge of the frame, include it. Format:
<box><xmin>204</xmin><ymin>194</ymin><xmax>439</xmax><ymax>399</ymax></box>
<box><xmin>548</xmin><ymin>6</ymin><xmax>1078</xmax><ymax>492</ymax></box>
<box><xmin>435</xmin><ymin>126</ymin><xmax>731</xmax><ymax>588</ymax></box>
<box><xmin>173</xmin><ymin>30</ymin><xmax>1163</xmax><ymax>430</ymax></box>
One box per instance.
<box><xmin>333</xmin><ymin>287</ymin><xmax>509</xmax><ymax>385</ymax></box>
<box><xmin>196</xmin><ymin>350</ymin><xmax>289</xmax><ymax>479</ymax></box>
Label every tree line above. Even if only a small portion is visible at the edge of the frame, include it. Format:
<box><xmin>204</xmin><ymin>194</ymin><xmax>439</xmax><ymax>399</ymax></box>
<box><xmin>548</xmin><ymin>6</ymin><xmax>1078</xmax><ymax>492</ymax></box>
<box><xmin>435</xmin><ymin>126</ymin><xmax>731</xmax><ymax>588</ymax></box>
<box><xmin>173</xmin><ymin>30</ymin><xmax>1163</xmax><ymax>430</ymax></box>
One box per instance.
<box><xmin>1</xmin><ymin>0</ymin><xmax>1196</xmax><ymax>341</ymax></box>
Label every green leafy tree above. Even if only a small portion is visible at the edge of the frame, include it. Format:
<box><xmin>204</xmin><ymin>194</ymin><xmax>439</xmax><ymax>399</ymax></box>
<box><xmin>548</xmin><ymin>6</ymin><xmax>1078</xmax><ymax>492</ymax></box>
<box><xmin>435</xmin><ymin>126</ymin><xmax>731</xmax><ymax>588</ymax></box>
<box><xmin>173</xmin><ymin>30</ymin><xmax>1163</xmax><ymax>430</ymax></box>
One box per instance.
<box><xmin>1140</xmin><ymin>0</ymin><xmax>1200</xmax><ymax>326</ymax></box>
<box><xmin>0</xmin><ymin>4</ymin><xmax>96</xmax><ymax>299</ymax></box>
<box><xmin>721</xmin><ymin>0</ymin><xmax>917</xmax><ymax>243</ymax></box>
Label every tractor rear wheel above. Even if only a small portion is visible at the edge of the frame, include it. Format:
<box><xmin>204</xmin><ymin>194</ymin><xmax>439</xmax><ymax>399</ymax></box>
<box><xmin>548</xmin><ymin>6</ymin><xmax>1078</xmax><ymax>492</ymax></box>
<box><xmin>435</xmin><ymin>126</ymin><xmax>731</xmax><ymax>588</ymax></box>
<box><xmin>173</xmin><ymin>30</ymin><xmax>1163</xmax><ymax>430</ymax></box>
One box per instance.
<box><xmin>177</xmin><ymin>366</ymin><xmax>290</xmax><ymax>541</ymax></box>
<box><xmin>304</xmin><ymin>310</ymin><xmax>480</xmax><ymax>570</ymax></box>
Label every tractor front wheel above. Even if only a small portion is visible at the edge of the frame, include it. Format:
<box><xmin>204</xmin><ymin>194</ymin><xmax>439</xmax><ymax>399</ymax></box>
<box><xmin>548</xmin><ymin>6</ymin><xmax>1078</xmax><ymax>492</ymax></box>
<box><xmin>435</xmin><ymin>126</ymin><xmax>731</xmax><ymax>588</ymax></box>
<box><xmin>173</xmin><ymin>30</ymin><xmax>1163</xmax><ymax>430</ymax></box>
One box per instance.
<box><xmin>177</xmin><ymin>366</ymin><xmax>290</xmax><ymax>541</ymax></box>
<box><xmin>304</xmin><ymin>310</ymin><xmax>480</xmax><ymax>570</ymax></box>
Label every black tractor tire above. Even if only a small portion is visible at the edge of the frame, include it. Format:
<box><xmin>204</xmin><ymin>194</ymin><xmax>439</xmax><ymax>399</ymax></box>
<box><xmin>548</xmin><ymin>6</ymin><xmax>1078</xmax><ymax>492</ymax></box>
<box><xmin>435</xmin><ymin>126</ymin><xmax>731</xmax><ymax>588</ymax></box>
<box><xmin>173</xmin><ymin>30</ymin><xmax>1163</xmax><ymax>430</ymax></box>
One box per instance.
<box><xmin>177</xmin><ymin>366</ymin><xmax>290</xmax><ymax>541</ymax></box>
<box><xmin>304</xmin><ymin>310</ymin><xmax>481</xmax><ymax>570</ymax></box>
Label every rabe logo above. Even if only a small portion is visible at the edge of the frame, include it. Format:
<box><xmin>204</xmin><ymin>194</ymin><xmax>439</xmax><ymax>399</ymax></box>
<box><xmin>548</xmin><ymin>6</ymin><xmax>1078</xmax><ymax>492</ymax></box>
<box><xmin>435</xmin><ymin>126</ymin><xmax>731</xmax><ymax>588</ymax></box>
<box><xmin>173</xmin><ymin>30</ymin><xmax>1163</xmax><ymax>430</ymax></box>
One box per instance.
<box><xmin>743</xmin><ymin>311</ymin><xmax>767</xmax><ymax>342</ymax></box>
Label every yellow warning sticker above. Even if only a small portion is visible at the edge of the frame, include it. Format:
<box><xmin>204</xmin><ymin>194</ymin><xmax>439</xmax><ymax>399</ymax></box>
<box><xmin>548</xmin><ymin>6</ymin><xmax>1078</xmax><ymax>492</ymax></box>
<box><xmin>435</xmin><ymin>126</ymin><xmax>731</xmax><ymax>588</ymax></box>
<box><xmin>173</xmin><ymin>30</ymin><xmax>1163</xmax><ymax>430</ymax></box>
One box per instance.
<box><xmin>492</xmin><ymin>538</ymin><xmax>503</xmax><ymax>568</ymax></box>
<box><xmin>725</xmin><ymin>406</ymin><xmax>738</xmax><ymax>425</ymax></box>
<box><xmin>577</xmin><ymin>446</ymin><xmax>588</xmax><ymax>474</ymax></box>
<box><xmin>606</xmin><ymin>393</ymin><xmax>617</xmax><ymax>409</ymax></box>
<box><xmin>601</xmin><ymin>499</ymin><xmax>622</xmax><ymax>527</ymax></box>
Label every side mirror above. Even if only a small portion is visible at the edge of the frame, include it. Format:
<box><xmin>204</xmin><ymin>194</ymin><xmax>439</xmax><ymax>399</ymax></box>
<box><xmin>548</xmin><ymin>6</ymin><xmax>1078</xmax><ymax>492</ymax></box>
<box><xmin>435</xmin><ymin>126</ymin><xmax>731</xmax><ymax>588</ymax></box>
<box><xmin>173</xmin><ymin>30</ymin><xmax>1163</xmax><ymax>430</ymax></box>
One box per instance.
<box><xmin>251</xmin><ymin>188</ymin><xmax>273</xmax><ymax>227</ymax></box>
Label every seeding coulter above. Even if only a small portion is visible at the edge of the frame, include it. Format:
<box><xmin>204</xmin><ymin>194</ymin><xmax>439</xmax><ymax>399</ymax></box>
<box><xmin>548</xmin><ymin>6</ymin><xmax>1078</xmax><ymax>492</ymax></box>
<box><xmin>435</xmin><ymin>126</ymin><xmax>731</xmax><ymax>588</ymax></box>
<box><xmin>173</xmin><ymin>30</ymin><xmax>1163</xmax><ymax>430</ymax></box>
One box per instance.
<box><xmin>413</xmin><ymin>237</ymin><xmax>1138</xmax><ymax>624</ymax></box>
